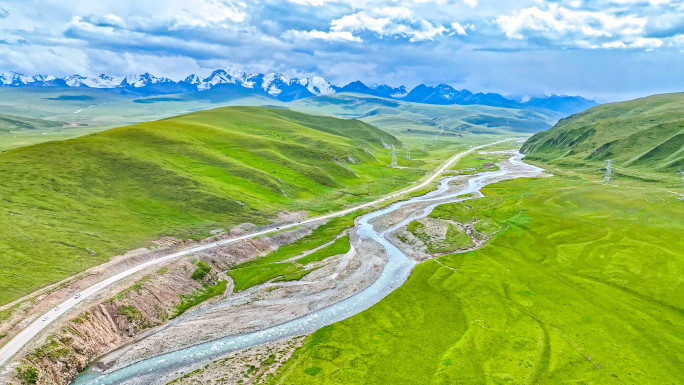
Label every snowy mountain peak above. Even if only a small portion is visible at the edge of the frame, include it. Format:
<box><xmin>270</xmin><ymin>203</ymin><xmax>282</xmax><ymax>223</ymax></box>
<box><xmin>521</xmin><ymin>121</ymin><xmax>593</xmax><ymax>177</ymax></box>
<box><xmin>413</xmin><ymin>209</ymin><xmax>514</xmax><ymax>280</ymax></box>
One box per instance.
<box><xmin>182</xmin><ymin>74</ymin><xmax>202</xmax><ymax>85</ymax></box>
<box><xmin>200</xmin><ymin>69</ymin><xmax>240</xmax><ymax>90</ymax></box>
<box><xmin>0</xmin><ymin>72</ymin><xmax>31</xmax><ymax>86</ymax></box>
<box><xmin>260</xmin><ymin>73</ymin><xmax>290</xmax><ymax>96</ymax></box>
<box><xmin>120</xmin><ymin>73</ymin><xmax>172</xmax><ymax>88</ymax></box>
<box><xmin>300</xmin><ymin>76</ymin><xmax>335</xmax><ymax>96</ymax></box>
<box><xmin>64</xmin><ymin>74</ymin><xmax>87</xmax><ymax>87</ymax></box>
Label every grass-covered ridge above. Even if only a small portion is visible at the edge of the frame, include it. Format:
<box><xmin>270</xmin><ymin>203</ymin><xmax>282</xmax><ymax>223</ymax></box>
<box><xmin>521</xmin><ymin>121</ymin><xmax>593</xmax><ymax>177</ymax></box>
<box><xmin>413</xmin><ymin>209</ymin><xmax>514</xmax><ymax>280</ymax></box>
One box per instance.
<box><xmin>522</xmin><ymin>92</ymin><xmax>684</xmax><ymax>173</ymax></box>
<box><xmin>0</xmin><ymin>106</ymin><xmax>431</xmax><ymax>306</ymax></box>
<box><xmin>267</xmin><ymin>172</ymin><xmax>684</xmax><ymax>384</ymax></box>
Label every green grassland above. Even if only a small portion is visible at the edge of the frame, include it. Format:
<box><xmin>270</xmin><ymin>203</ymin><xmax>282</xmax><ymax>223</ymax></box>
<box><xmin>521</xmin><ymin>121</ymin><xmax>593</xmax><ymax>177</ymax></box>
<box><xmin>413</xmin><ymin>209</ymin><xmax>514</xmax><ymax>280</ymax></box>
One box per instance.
<box><xmin>267</xmin><ymin>170</ymin><xmax>684</xmax><ymax>384</ymax></box>
<box><xmin>297</xmin><ymin>235</ymin><xmax>350</xmax><ymax>265</ymax></box>
<box><xmin>0</xmin><ymin>106</ymin><xmax>474</xmax><ymax>306</ymax></box>
<box><xmin>522</xmin><ymin>92</ymin><xmax>684</xmax><ymax>174</ymax></box>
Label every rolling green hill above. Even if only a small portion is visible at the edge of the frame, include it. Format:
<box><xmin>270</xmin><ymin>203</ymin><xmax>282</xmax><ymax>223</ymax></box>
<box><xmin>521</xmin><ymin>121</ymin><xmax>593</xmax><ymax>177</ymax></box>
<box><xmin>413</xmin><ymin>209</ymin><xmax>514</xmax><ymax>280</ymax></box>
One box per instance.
<box><xmin>291</xmin><ymin>93</ymin><xmax>562</xmax><ymax>137</ymax></box>
<box><xmin>522</xmin><ymin>93</ymin><xmax>684</xmax><ymax>173</ymax></box>
<box><xmin>0</xmin><ymin>106</ymin><xmax>444</xmax><ymax>305</ymax></box>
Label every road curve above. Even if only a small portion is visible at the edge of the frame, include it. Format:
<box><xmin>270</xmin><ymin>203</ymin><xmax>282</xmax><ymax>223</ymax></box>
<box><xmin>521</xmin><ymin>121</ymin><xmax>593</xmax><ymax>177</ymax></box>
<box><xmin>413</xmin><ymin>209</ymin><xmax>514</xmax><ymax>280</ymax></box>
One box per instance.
<box><xmin>0</xmin><ymin>139</ymin><xmax>509</xmax><ymax>368</ymax></box>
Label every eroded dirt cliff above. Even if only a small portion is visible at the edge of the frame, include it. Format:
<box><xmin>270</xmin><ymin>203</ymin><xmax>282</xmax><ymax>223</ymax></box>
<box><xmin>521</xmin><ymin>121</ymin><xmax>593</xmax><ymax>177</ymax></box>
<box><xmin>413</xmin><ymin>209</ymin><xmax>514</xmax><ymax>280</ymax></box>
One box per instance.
<box><xmin>7</xmin><ymin>222</ymin><xmax>315</xmax><ymax>385</ymax></box>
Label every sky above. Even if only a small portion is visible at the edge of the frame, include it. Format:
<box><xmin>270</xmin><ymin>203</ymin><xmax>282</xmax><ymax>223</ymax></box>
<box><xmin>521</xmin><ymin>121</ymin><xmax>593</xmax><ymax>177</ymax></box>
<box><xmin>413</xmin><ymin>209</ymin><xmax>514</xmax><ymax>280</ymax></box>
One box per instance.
<box><xmin>0</xmin><ymin>0</ymin><xmax>683</xmax><ymax>101</ymax></box>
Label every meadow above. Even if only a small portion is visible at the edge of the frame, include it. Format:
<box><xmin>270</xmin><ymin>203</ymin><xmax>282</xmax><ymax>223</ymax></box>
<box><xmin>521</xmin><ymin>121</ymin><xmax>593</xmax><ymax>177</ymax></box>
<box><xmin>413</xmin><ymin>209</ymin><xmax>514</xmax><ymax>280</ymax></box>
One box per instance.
<box><xmin>266</xmin><ymin>163</ymin><xmax>684</xmax><ymax>385</ymax></box>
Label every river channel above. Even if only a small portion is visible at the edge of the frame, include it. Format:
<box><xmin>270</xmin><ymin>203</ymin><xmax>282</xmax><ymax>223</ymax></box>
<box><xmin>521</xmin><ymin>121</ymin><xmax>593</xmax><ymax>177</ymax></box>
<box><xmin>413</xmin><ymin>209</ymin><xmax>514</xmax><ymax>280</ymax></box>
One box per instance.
<box><xmin>73</xmin><ymin>152</ymin><xmax>543</xmax><ymax>385</ymax></box>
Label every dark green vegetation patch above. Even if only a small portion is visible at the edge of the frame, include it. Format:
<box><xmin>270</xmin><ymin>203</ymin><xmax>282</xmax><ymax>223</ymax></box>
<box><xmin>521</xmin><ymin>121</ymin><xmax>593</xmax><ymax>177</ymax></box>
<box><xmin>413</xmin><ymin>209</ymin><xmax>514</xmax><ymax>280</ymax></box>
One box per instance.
<box><xmin>191</xmin><ymin>260</ymin><xmax>212</xmax><ymax>281</ymax></box>
<box><xmin>173</xmin><ymin>280</ymin><xmax>227</xmax><ymax>318</ymax></box>
<box><xmin>45</xmin><ymin>95</ymin><xmax>96</xmax><ymax>101</ymax></box>
<box><xmin>0</xmin><ymin>113</ymin><xmax>64</xmax><ymax>132</ymax></box>
<box><xmin>17</xmin><ymin>364</ymin><xmax>39</xmax><ymax>385</ymax></box>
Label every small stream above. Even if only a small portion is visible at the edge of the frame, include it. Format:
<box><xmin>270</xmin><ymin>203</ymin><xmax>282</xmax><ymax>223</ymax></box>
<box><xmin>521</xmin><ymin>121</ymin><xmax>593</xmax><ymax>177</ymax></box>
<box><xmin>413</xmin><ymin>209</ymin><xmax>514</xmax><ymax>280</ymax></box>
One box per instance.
<box><xmin>73</xmin><ymin>153</ymin><xmax>542</xmax><ymax>385</ymax></box>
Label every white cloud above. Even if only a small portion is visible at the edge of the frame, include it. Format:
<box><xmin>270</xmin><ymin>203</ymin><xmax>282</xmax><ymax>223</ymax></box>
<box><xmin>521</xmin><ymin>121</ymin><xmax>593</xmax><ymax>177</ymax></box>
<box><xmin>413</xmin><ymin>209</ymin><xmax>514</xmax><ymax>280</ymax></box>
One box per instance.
<box><xmin>608</xmin><ymin>0</ymin><xmax>672</xmax><ymax>5</ymax></box>
<box><xmin>495</xmin><ymin>3</ymin><xmax>664</xmax><ymax>49</ymax></box>
<box><xmin>450</xmin><ymin>22</ymin><xmax>474</xmax><ymax>36</ymax></box>
<box><xmin>287</xmin><ymin>0</ymin><xmax>333</xmax><ymax>5</ymax></box>
<box><xmin>286</xmin><ymin>6</ymin><xmax>449</xmax><ymax>43</ymax></box>
<box><xmin>166</xmin><ymin>0</ymin><xmax>246</xmax><ymax>29</ymax></box>
<box><xmin>286</xmin><ymin>0</ymin><xmax>478</xmax><ymax>6</ymax></box>
<box><xmin>283</xmin><ymin>29</ymin><xmax>361</xmax><ymax>42</ymax></box>
<box><xmin>628</xmin><ymin>37</ymin><xmax>663</xmax><ymax>49</ymax></box>
<box><xmin>497</xmin><ymin>4</ymin><xmax>646</xmax><ymax>39</ymax></box>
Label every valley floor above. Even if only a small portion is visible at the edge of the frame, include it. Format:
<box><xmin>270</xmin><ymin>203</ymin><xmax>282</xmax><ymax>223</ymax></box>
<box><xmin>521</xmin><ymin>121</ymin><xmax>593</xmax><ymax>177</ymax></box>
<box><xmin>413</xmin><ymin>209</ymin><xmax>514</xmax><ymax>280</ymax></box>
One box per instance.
<box><xmin>4</xmin><ymin>145</ymin><xmax>682</xmax><ymax>385</ymax></box>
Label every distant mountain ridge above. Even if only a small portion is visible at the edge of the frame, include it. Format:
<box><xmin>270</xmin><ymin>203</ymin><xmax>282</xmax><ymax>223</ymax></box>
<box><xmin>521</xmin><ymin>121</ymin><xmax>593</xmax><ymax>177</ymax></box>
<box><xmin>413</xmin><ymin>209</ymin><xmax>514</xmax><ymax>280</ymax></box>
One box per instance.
<box><xmin>0</xmin><ymin>69</ymin><xmax>596</xmax><ymax>114</ymax></box>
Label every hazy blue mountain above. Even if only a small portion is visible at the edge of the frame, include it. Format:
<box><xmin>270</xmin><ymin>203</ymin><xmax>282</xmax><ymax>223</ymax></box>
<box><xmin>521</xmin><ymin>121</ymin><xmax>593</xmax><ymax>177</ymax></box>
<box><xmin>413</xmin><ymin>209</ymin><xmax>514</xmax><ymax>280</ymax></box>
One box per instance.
<box><xmin>522</xmin><ymin>95</ymin><xmax>598</xmax><ymax>115</ymax></box>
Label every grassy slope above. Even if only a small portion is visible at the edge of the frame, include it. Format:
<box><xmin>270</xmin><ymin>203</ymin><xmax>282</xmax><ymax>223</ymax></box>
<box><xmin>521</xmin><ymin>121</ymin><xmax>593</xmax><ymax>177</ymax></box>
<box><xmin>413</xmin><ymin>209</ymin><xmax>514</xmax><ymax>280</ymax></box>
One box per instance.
<box><xmin>522</xmin><ymin>92</ymin><xmax>684</xmax><ymax>173</ymax></box>
<box><xmin>267</xmin><ymin>162</ymin><xmax>684</xmax><ymax>384</ymax></box>
<box><xmin>0</xmin><ymin>106</ymin><xmax>441</xmax><ymax>305</ymax></box>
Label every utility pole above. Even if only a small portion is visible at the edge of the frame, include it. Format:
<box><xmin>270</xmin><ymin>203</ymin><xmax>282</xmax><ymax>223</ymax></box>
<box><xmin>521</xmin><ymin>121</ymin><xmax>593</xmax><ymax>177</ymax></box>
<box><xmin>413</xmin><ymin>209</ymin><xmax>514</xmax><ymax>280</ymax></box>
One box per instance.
<box><xmin>406</xmin><ymin>148</ymin><xmax>411</xmax><ymax>160</ymax></box>
<box><xmin>604</xmin><ymin>160</ymin><xmax>613</xmax><ymax>183</ymax></box>
<box><xmin>419</xmin><ymin>141</ymin><xmax>425</xmax><ymax>151</ymax></box>
<box><xmin>390</xmin><ymin>145</ymin><xmax>398</xmax><ymax>168</ymax></box>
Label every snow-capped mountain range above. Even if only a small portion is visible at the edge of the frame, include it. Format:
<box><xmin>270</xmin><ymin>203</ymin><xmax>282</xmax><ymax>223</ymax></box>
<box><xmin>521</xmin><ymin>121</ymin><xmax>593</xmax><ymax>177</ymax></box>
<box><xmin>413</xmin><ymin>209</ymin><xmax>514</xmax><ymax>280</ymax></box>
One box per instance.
<box><xmin>0</xmin><ymin>69</ymin><xmax>338</xmax><ymax>99</ymax></box>
<box><xmin>0</xmin><ymin>69</ymin><xmax>596</xmax><ymax>114</ymax></box>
